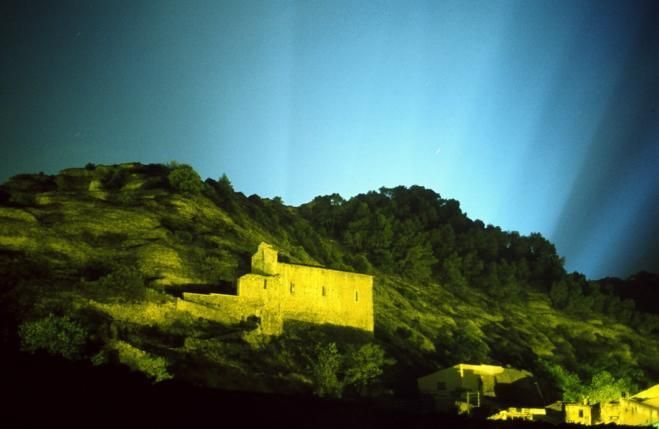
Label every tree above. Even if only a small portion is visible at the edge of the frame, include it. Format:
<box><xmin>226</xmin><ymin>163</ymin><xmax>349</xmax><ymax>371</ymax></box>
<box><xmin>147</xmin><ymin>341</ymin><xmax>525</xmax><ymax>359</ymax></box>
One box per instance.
<box><xmin>102</xmin><ymin>168</ymin><xmax>129</xmax><ymax>191</ymax></box>
<box><xmin>19</xmin><ymin>314</ymin><xmax>88</xmax><ymax>359</ymax></box>
<box><xmin>167</xmin><ymin>162</ymin><xmax>202</xmax><ymax>195</ymax></box>
<box><xmin>344</xmin><ymin>343</ymin><xmax>388</xmax><ymax>395</ymax></box>
<box><xmin>585</xmin><ymin>371</ymin><xmax>634</xmax><ymax>403</ymax></box>
<box><xmin>550</xmin><ymin>280</ymin><xmax>569</xmax><ymax>309</ymax></box>
<box><xmin>541</xmin><ymin>360</ymin><xmax>584</xmax><ymax>402</ymax></box>
<box><xmin>310</xmin><ymin>342</ymin><xmax>343</xmax><ymax>398</ymax></box>
<box><xmin>217</xmin><ymin>173</ymin><xmax>233</xmax><ymax>193</ymax></box>
<box><xmin>442</xmin><ymin>253</ymin><xmax>468</xmax><ymax>289</ymax></box>
<box><xmin>308</xmin><ymin>342</ymin><xmax>389</xmax><ymax>398</ymax></box>
<box><xmin>398</xmin><ymin>241</ymin><xmax>437</xmax><ymax>281</ymax></box>
<box><xmin>96</xmin><ymin>265</ymin><xmax>145</xmax><ymax>302</ymax></box>
<box><xmin>540</xmin><ymin>361</ymin><xmax>634</xmax><ymax>404</ymax></box>
<box><xmin>451</xmin><ymin>321</ymin><xmax>490</xmax><ymax>363</ymax></box>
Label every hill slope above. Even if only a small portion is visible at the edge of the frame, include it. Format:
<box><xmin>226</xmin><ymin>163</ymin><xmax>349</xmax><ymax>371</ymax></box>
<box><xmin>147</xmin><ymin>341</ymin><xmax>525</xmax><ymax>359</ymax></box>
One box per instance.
<box><xmin>1</xmin><ymin>162</ymin><xmax>657</xmax><ymax>402</ymax></box>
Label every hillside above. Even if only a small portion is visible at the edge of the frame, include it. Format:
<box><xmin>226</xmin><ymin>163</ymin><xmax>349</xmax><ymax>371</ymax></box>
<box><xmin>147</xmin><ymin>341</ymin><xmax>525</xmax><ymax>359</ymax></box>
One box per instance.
<box><xmin>1</xmin><ymin>162</ymin><xmax>658</xmax><ymax>404</ymax></box>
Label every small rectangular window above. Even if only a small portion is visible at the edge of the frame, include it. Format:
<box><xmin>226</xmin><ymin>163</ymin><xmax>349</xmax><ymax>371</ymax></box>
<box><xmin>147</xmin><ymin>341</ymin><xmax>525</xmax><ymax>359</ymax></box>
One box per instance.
<box><xmin>578</xmin><ymin>410</ymin><xmax>584</xmax><ymax>418</ymax></box>
<box><xmin>355</xmin><ymin>290</ymin><xmax>359</xmax><ymax>302</ymax></box>
<box><xmin>321</xmin><ymin>286</ymin><xmax>326</xmax><ymax>297</ymax></box>
<box><xmin>263</xmin><ymin>279</ymin><xmax>267</xmax><ymax>289</ymax></box>
<box><xmin>290</xmin><ymin>282</ymin><xmax>295</xmax><ymax>294</ymax></box>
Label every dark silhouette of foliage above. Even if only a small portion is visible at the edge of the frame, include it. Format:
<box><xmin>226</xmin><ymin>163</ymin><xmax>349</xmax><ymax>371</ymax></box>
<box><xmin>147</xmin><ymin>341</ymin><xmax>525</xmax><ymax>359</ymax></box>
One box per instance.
<box><xmin>19</xmin><ymin>314</ymin><xmax>88</xmax><ymax>359</ymax></box>
<box><xmin>298</xmin><ymin>185</ymin><xmax>568</xmax><ymax>301</ymax></box>
<box><xmin>308</xmin><ymin>342</ymin><xmax>389</xmax><ymax>399</ymax></box>
<box><xmin>96</xmin><ymin>265</ymin><xmax>145</xmax><ymax>302</ymax></box>
<box><xmin>102</xmin><ymin>168</ymin><xmax>129</xmax><ymax>191</ymax></box>
<box><xmin>167</xmin><ymin>162</ymin><xmax>202</xmax><ymax>195</ymax></box>
<box><xmin>0</xmin><ymin>186</ymin><xmax>9</xmax><ymax>204</ymax></box>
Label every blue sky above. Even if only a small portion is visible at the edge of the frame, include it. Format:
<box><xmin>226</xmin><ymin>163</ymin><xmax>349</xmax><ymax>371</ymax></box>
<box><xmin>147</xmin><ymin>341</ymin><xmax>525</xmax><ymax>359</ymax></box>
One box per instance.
<box><xmin>2</xmin><ymin>0</ymin><xmax>657</xmax><ymax>279</ymax></box>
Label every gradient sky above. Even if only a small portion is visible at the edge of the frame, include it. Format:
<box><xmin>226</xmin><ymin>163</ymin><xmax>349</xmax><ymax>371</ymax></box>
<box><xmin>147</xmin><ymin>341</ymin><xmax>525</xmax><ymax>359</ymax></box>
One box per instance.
<box><xmin>2</xmin><ymin>0</ymin><xmax>657</xmax><ymax>279</ymax></box>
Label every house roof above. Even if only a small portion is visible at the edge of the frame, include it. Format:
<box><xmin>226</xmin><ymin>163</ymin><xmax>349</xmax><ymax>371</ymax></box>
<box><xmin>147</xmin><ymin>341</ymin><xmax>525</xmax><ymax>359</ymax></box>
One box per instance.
<box><xmin>631</xmin><ymin>384</ymin><xmax>659</xmax><ymax>401</ymax></box>
<box><xmin>418</xmin><ymin>363</ymin><xmax>533</xmax><ymax>381</ymax></box>
<box><xmin>630</xmin><ymin>384</ymin><xmax>659</xmax><ymax>409</ymax></box>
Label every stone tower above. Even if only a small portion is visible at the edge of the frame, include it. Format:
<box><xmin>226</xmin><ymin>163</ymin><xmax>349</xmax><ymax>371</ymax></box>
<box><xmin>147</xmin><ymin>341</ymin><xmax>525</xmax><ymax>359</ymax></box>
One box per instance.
<box><xmin>251</xmin><ymin>242</ymin><xmax>278</xmax><ymax>275</ymax></box>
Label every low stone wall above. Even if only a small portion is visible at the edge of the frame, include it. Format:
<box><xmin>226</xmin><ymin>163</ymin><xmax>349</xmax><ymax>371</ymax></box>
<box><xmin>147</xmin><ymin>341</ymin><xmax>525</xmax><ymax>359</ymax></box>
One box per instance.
<box><xmin>176</xmin><ymin>297</ymin><xmax>240</xmax><ymax>325</ymax></box>
<box><xmin>177</xmin><ymin>292</ymin><xmax>284</xmax><ymax>334</ymax></box>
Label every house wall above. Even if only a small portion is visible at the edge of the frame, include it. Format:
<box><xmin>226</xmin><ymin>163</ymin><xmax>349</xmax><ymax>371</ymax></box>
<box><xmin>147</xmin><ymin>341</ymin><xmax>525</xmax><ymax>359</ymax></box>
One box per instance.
<box><xmin>417</xmin><ymin>365</ymin><xmax>508</xmax><ymax>397</ymax></box>
<box><xmin>251</xmin><ymin>242</ymin><xmax>278</xmax><ymax>275</ymax></box>
<box><xmin>238</xmin><ymin>262</ymin><xmax>373</xmax><ymax>332</ymax></box>
<box><xmin>418</xmin><ymin>364</ymin><xmax>541</xmax><ymax>414</ymax></box>
<box><xmin>178</xmin><ymin>242</ymin><xmax>374</xmax><ymax>335</ymax></box>
<box><xmin>600</xmin><ymin>399</ymin><xmax>659</xmax><ymax>426</ymax></box>
<box><xmin>417</xmin><ymin>365</ymin><xmax>504</xmax><ymax>411</ymax></box>
<box><xmin>565</xmin><ymin>404</ymin><xmax>592</xmax><ymax>425</ymax></box>
<box><xmin>488</xmin><ymin>407</ymin><xmax>546</xmax><ymax>421</ymax></box>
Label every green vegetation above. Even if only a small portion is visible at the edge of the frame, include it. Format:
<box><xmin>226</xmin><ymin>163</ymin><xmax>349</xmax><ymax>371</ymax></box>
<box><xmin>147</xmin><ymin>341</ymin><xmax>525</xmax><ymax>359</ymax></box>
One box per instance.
<box><xmin>102</xmin><ymin>168</ymin><xmax>129</xmax><ymax>191</ymax></box>
<box><xmin>311</xmin><ymin>342</ymin><xmax>343</xmax><ymax>398</ymax></box>
<box><xmin>167</xmin><ymin>162</ymin><xmax>202</xmax><ymax>195</ymax></box>
<box><xmin>541</xmin><ymin>360</ymin><xmax>637</xmax><ymax>404</ymax></box>
<box><xmin>308</xmin><ymin>342</ymin><xmax>389</xmax><ymax>398</ymax></box>
<box><xmin>1</xmin><ymin>162</ymin><xmax>658</xmax><ymax>398</ymax></box>
<box><xmin>19</xmin><ymin>314</ymin><xmax>88</xmax><ymax>359</ymax></box>
<box><xmin>96</xmin><ymin>265</ymin><xmax>146</xmax><ymax>302</ymax></box>
<box><xmin>112</xmin><ymin>340</ymin><xmax>173</xmax><ymax>382</ymax></box>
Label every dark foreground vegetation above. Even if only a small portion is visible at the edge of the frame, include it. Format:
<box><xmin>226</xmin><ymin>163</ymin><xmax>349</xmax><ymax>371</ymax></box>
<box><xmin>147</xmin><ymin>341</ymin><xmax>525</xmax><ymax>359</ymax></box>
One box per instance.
<box><xmin>4</xmin><ymin>349</ymin><xmax>640</xmax><ymax>429</ymax></box>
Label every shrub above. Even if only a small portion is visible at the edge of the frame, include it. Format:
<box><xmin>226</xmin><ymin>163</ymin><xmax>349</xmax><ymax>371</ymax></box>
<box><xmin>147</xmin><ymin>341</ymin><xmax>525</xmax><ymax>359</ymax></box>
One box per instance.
<box><xmin>343</xmin><ymin>343</ymin><xmax>388</xmax><ymax>395</ymax></box>
<box><xmin>97</xmin><ymin>265</ymin><xmax>145</xmax><ymax>302</ymax></box>
<box><xmin>9</xmin><ymin>192</ymin><xmax>36</xmax><ymax>206</ymax></box>
<box><xmin>116</xmin><ymin>191</ymin><xmax>138</xmax><ymax>205</ymax></box>
<box><xmin>167</xmin><ymin>163</ymin><xmax>202</xmax><ymax>195</ymax></box>
<box><xmin>310</xmin><ymin>342</ymin><xmax>343</xmax><ymax>398</ymax></box>
<box><xmin>0</xmin><ymin>186</ymin><xmax>10</xmax><ymax>203</ymax></box>
<box><xmin>113</xmin><ymin>340</ymin><xmax>172</xmax><ymax>382</ymax></box>
<box><xmin>102</xmin><ymin>169</ymin><xmax>129</xmax><ymax>191</ymax></box>
<box><xmin>308</xmin><ymin>342</ymin><xmax>389</xmax><ymax>398</ymax></box>
<box><xmin>19</xmin><ymin>314</ymin><xmax>88</xmax><ymax>359</ymax></box>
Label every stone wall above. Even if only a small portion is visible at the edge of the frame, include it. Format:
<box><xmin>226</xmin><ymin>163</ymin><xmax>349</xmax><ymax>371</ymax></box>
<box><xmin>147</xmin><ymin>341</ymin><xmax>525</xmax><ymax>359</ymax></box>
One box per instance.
<box><xmin>600</xmin><ymin>398</ymin><xmax>659</xmax><ymax>426</ymax></box>
<box><xmin>565</xmin><ymin>404</ymin><xmax>592</xmax><ymax>425</ymax></box>
<box><xmin>177</xmin><ymin>242</ymin><xmax>374</xmax><ymax>335</ymax></box>
<box><xmin>239</xmin><ymin>261</ymin><xmax>373</xmax><ymax>332</ymax></box>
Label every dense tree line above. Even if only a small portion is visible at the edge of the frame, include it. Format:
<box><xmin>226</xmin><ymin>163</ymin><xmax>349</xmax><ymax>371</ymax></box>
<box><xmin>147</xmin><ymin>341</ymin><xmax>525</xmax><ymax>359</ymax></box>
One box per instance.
<box><xmin>295</xmin><ymin>186</ymin><xmax>659</xmax><ymax>334</ymax></box>
<box><xmin>298</xmin><ymin>186</ymin><xmax>564</xmax><ymax>294</ymax></box>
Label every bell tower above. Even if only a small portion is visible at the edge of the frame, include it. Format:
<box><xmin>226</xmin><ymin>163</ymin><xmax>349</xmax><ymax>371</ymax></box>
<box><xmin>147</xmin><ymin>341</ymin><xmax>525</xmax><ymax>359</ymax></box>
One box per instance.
<box><xmin>251</xmin><ymin>242</ymin><xmax>278</xmax><ymax>275</ymax></box>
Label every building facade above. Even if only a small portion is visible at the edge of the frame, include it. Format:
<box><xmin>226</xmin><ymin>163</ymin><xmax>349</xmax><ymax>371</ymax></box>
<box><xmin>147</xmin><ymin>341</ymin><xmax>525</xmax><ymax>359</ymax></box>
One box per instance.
<box><xmin>417</xmin><ymin>364</ymin><xmax>538</xmax><ymax>413</ymax></box>
<box><xmin>177</xmin><ymin>242</ymin><xmax>374</xmax><ymax>335</ymax></box>
<box><xmin>564</xmin><ymin>384</ymin><xmax>659</xmax><ymax>427</ymax></box>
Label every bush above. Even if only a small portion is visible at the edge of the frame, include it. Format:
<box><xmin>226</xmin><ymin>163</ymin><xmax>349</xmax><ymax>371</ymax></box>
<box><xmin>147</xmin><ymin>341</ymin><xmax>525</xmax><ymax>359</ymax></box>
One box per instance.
<box><xmin>167</xmin><ymin>163</ymin><xmax>202</xmax><ymax>195</ymax></box>
<box><xmin>102</xmin><ymin>169</ymin><xmax>129</xmax><ymax>191</ymax></box>
<box><xmin>0</xmin><ymin>186</ymin><xmax>11</xmax><ymax>203</ymax></box>
<box><xmin>9</xmin><ymin>192</ymin><xmax>36</xmax><ymax>206</ymax></box>
<box><xmin>308</xmin><ymin>342</ymin><xmax>389</xmax><ymax>398</ymax></box>
<box><xmin>97</xmin><ymin>265</ymin><xmax>145</xmax><ymax>302</ymax></box>
<box><xmin>116</xmin><ymin>191</ymin><xmax>139</xmax><ymax>206</ymax></box>
<box><xmin>112</xmin><ymin>340</ymin><xmax>172</xmax><ymax>382</ymax></box>
<box><xmin>310</xmin><ymin>342</ymin><xmax>343</xmax><ymax>398</ymax></box>
<box><xmin>343</xmin><ymin>343</ymin><xmax>388</xmax><ymax>395</ymax></box>
<box><xmin>19</xmin><ymin>314</ymin><xmax>88</xmax><ymax>359</ymax></box>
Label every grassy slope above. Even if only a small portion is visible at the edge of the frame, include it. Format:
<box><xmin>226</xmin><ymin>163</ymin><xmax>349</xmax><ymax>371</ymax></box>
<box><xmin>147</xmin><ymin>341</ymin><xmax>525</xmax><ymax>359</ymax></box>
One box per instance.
<box><xmin>1</xmin><ymin>163</ymin><xmax>657</xmax><ymax>397</ymax></box>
